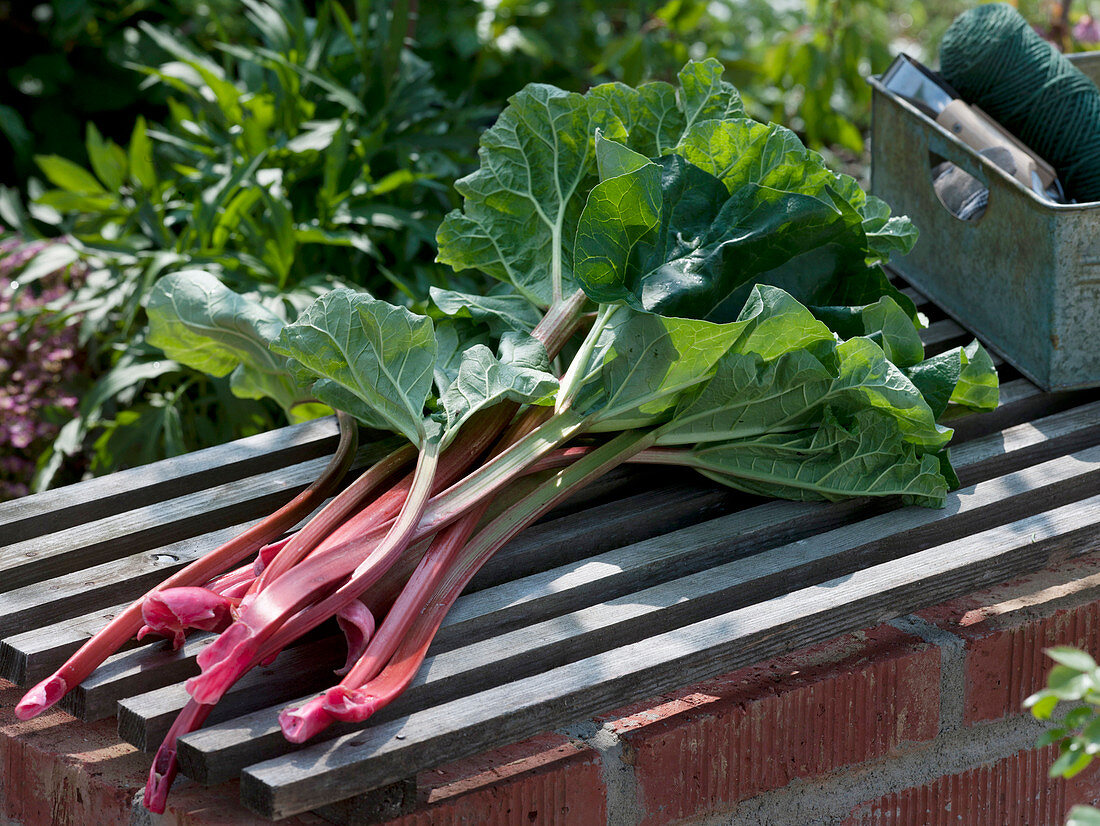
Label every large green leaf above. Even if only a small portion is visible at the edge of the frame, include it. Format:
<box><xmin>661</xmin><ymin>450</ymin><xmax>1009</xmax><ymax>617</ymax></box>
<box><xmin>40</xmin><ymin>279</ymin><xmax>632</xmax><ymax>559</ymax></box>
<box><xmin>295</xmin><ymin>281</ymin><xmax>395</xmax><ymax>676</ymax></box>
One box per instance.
<box><xmin>811</xmin><ymin>296</ymin><xmax>925</xmax><ymax>369</ymax></box>
<box><xmin>441</xmin><ymin>332</ymin><xmax>558</xmax><ymax>444</ymax></box>
<box><xmin>147</xmin><ymin>271</ymin><xmax>302</xmax><ymax>410</ymax></box>
<box><xmin>272</xmin><ymin>290</ymin><xmax>436</xmax><ymax>445</ymax></box>
<box><xmin>574</xmin><ymin>308</ymin><xmax>750</xmax><ymax>431</ymax></box>
<box><xmin>831</xmin><ymin>337</ymin><xmax>951</xmax><ymax>451</ymax></box>
<box><xmin>671</xmin><ymin>118</ymin><xmax>917</xmax><ymax>321</ymax></box>
<box><xmin>906</xmin><ymin>339</ymin><xmax>999</xmax><ymax>418</ymax></box>
<box><xmin>661</xmin><ymin>326</ymin><xmax>953</xmax><ymax>451</ymax></box>
<box><xmin>436</xmin><ymin>83</ymin><xmax>594</xmax><ymax>307</ymax></box>
<box><xmin>34</xmin><ymin>154</ymin><xmax>107</xmax><ymax>195</ymax></box>
<box><xmin>573</xmin><ymin>143</ymin><xmax>865</xmax><ymax>319</ymax></box>
<box><xmin>437</xmin><ymin>59</ymin><xmax>749</xmax><ymax>308</ymax></box>
<box><xmin>433</xmin><ymin>319</ymin><xmax>491</xmax><ymax>399</ymax></box>
<box><xmin>674</xmin><ymin>118</ymin><xmax>917</xmax><ymax>265</ymax></box>
<box><xmin>953</xmin><ymin>340</ymin><xmax>1000</xmax><ymax>411</ymax></box>
<box><xmin>689</xmin><ymin>408</ymin><xmax>948</xmax><ymax>507</ymax></box>
<box><xmin>657</xmin><ymin>349</ymin><xmax>836</xmax><ymax>446</ymax></box>
<box><xmin>576</xmin><ymin>285</ymin><xmax>835</xmax><ymax>432</ymax></box>
<box><xmin>587</xmin><ymin>59</ymin><xmax>744</xmax><ymax>157</ymax></box>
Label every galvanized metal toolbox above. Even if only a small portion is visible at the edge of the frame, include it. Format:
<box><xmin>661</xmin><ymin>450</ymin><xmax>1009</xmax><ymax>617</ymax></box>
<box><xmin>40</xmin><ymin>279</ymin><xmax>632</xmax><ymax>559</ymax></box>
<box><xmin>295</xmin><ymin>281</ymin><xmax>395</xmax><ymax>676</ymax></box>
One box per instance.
<box><xmin>869</xmin><ymin>52</ymin><xmax>1100</xmax><ymax>391</ymax></box>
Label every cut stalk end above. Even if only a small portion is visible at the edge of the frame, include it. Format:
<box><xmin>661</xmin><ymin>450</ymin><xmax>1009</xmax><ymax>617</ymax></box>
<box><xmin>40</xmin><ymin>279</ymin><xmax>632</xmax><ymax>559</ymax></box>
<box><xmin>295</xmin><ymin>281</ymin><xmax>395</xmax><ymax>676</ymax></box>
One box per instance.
<box><xmin>14</xmin><ymin>675</ymin><xmax>67</xmax><ymax>720</ymax></box>
<box><xmin>279</xmin><ymin>695</ymin><xmax>334</xmax><ymax>743</ymax></box>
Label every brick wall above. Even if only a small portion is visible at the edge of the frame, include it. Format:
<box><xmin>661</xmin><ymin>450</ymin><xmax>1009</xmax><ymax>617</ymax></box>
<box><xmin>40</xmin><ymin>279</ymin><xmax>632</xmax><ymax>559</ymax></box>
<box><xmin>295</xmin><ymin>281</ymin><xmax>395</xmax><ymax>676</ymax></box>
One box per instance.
<box><xmin>6</xmin><ymin>550</ymin><xmax>1100</xmax><ymax>825</ymax></box>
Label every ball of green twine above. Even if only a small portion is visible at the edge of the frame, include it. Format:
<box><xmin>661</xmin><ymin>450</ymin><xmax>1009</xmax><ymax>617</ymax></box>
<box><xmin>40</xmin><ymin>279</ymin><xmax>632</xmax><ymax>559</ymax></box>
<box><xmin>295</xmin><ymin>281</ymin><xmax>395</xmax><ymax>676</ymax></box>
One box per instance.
<box><xmin>940</xmin><ymin>2</ymin><xmax>1100</xmax><ymax>202</ymax></box>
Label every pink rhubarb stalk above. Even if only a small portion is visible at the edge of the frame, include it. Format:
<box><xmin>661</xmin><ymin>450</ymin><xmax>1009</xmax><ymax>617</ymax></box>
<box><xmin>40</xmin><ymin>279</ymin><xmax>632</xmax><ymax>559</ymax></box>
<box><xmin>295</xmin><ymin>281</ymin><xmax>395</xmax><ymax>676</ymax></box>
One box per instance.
<box><xmin>136</xmin><ymin>587</ymin><xmax>236</xmax><ymax>649</ymax></box>
<box><xmin>15</xmin><ymin>411</ymin><xmax>360</xmax><ymax>720</ymax></box>
<box><xmin>184</xmin><ymin>439</ymin><xmax>442</xmax><ymax>706</ymax></box>
<box><xmin>280</xmin><ymin>430</ymin><xmax>654</xmax><ymax>739</ymax></box>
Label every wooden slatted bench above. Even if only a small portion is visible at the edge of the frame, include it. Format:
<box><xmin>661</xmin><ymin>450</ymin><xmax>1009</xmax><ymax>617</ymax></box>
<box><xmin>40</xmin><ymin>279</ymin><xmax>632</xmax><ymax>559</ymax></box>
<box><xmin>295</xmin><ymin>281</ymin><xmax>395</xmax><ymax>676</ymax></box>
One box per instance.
<box><xmin>3</xmin><ymin>279</ymin><xmax>1100</xmax><ymax>824</ymax></box>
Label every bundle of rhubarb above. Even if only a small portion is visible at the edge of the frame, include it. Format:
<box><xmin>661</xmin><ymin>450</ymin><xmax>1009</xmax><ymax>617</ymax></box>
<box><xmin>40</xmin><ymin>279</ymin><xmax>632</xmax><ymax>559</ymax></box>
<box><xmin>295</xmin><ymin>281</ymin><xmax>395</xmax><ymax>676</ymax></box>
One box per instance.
<box><xmin>15</xmin><ymin>60</ymin><xmax>998</xmax><ymax>813</ymax></box>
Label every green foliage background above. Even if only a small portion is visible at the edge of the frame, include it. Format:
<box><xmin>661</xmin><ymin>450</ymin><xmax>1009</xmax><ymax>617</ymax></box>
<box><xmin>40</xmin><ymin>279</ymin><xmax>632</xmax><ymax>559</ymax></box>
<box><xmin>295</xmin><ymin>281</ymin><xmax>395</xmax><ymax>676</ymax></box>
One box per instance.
<box><xmin>0</xmin><ymin>0</ymin><xmax>1084</xmax><ymax>491</ymax></box>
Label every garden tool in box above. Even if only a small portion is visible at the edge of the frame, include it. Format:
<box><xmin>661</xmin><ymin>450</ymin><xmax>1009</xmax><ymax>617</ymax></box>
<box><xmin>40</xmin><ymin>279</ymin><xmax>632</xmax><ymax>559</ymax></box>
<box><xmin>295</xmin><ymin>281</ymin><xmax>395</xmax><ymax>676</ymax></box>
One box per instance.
<box><xmin>881</xmin><ymin>53</ymin><xmax>1063</xmax><ymax>201</ymax></box>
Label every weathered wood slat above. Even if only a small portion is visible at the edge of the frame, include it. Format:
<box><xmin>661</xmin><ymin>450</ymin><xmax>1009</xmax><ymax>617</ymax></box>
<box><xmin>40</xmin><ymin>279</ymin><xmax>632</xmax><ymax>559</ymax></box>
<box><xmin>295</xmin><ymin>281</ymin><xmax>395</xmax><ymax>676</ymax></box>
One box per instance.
<box><xmin>0</xmin><ymin>466</ymin><xmax>651</xmax><ymax>686</ymax></box>
<box><xmin>0</xmin><ymin>465</ymin><xmax>677</xmax><ymax>694</ymax></box>
<box><xmin>172</xmin><ymin>445</ymin><xmax>1100</xmax><ymax>786</ymax></box>
<box><xmin>0</xmin><ymin>455</ymin><xmax>331</xmax><ymax>593</ymax></box>
<box><xmin>948</xmin><ymin>379</ymin><xmax>1098</xmax><ymax>443</ymax></box>
<box><xmin>0</xmin><ymin>417</ymin><xmax>338</xmax><ymax>546</ymax></box>
<box><xmin>236</xmin><ymin>494</ymin><xmax>1100</xmax><ymax>819</ymax></box>
<box><xmin>66</xmin><ymin>482</ymin><xmax>734</xmax><ymax>726</ymax></box>
<box><xmin>0</xmin><ymin>523</ymin><xmax>247</xmax><ymax>642</ymax></box>
<box><xmin>920</xmin><ymin>318</ymin><xmax>970</xmax><ymax>351</ymax></box>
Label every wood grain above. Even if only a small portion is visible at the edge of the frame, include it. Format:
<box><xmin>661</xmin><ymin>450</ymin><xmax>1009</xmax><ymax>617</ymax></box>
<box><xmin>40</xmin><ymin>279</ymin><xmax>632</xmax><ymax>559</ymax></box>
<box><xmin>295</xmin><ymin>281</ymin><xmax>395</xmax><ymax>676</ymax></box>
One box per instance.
<box><xmin>0</xmin><ymin>417</ymin><xmax>337</xmax><ymax>546</ymax></box>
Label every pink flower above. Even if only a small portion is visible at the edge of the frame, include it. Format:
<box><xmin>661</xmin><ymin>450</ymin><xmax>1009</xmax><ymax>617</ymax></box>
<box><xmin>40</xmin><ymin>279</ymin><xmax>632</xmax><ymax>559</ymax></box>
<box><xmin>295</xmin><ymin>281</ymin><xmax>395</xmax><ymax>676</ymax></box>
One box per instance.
<box><xmin>1075</xmin><ymin>15</ymin><xmax>1100</xmax><ymax>43</ymax></box>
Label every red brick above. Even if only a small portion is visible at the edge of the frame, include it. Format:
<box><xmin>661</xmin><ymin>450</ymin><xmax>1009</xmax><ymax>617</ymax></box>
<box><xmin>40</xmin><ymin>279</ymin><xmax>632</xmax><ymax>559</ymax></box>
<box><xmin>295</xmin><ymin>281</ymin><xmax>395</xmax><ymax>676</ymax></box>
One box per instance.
<box><xmin>0</xmin><ymin>679</ymin><xmax>325</xmax><ymax>826</ymax></box>
<box><xmin>380</xmin><ymin>733</ymin><xmax>606</xmax><ymax>826</ymax></box>
<box><xmin>594</xmin><ymin>624</ymin><xmax>939</xmax><ymax>826</ymax></box>
<box><xmin>842</xmin><ymin>745</ymin><xmax>1100</xmax><ymax>825</ymax></box>
<box><xmin>917</xmin><ymin>549</ymin><xmax>1100</xmax><ymax>725</ymax></box>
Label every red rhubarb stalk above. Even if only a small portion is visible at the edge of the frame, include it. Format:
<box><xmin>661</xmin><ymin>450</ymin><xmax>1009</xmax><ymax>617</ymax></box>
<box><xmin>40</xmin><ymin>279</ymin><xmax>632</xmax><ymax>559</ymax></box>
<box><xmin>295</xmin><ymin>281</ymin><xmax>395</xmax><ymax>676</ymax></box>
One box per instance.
<box><xmin>14</xmin><ymin>411</ymin><xmax>360</xmax><ymax>720</ymax></box>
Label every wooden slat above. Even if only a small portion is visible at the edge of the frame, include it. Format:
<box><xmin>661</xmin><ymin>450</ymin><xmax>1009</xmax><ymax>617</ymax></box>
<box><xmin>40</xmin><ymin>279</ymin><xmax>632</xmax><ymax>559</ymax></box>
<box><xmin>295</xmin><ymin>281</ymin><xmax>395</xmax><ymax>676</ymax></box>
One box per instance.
<box><xmin>0</xmin><ymin>417</ymin><xmax>338</xmax><ymax>546</ymax></box>
<box><xmin>236</xmin><ymin>494</ymin><xmax>1100</xmax><ymax>819</ymax></box>
<box><xmin>0</xmin><ymin>523</ymin><xmax>246</xmax><ymax>642</ymax></box>
<box><xmin>0</xmin><ymin>455</ymin><xmax>330</xmax><ymax>593</ymax></box>
<box><xmin>172</xmin><ymin>443</ymin><xmax>1100</xmax><ymax>784</ymax></box>
<box><xmin>0</xmin><ymin>439</ymin><xmax>396</xmax><ymax>595</ymax></box>
<box><xmin>920</xmin><ymin>318</ymin><xmax>970</xmax><ymax>351</ymax></box>
<box><xmin>68</xmin><ymin>483</ymin><xmax>735</xmax><ymax>726</ymax></box>
<box><xmin>948</xmin><ymin>380</ymin><xmax>1100</xmax><ymax>443</ymax></box>
<box><xmin>0</xmin><ymin>464</ymin><xmax>677</xmax><ymax>694</ymax></box>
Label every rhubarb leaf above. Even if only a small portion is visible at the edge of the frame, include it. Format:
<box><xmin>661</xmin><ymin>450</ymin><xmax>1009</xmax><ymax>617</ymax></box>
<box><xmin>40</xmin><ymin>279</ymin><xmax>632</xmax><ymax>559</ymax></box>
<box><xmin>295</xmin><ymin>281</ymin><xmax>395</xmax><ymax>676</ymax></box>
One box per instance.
<box><xmin>433</xmin><ymin>319</ymin><xmax>491</xmax><ymax>398</ymax></box>
<box><xmin>657</xmin><ymin>349</ymin><xmax>837</xmax><ymax>446</ymax></box>
<box><xmin>657</xmin><ymin>289</ymin><xmax>930</xmax><ymax>447</ymax></box>
<box><xmin>904</xmin><ymin>349</ymin><xmax>962</xmax><ymax>419</ymax></box>
<box><xmin>429</xmin><ymin>286</ymin><xmax>543</xmax><ymax>335</ymax></box>
<box><xmin>810</xmin><ymin>296</ymin><xmax>925</xmax><ymax>368</ymax></box>
<box><xmin>147</xmin><ymin>271</ymin><xmax>303</xmax><ymax>411</ymax></box>
<box><xmin>671</xmin><ymin>119</ymin><xmax>917</xmax><ymax>320</ymax></box>
<box><xmin>953</xmin><ymin>340</ymin><xmax>999</xmax><ymax>411</ymax></box>
<box><xmin>588</xmin><ymin>59</ymin><xmax>744</xmax><ymax>157</ymax></box>
<box><xmin>574</xmin><ymin>308</ymin><xmax>750</xmax><ymax>430</ymax></box>
<box><xmin>690</xmin><ymin>407</ymin><xmax>948</xmax><ymax>507</ymax></box>
<box><xmin>660</xmin><ymin>328</ymin><xmax>953</xmax><ymax>451</ymax></box>
<box><xmin>272</xmin><ymin>289</ymin><xmax>436</xmax><ymax>445</ymax></box>
<box><xmin>906</xmin><ymin>340</ymin><xmax>999</xmax><ymax>418</ymax></box>
<box><xmin>437</xmin><ymin>59</ymin><xmax>748</xmax><ymax>308</ymax></box>
<box><xmin>441</xmin><ymin>332</ymin><xmax>558</xmax><ymax>443</ymax></box>
<box><xmin>674</xmin><ymin>118</ymin><xmax>917</xmax><ymax>266</ymax></box>
<box><xmin>574</xmin><ymin>144</ymin><xmax>864</xmax><ymax>319</ymax></box>
<box><xmin>436</xmin><ymin>84</ymin><xmax>594</xmax><ymax>307</ymax></box>
<box><xmin>831</xmin><ymin>337</ymin><xmax>950</xmax><ymax>451</ymax></box>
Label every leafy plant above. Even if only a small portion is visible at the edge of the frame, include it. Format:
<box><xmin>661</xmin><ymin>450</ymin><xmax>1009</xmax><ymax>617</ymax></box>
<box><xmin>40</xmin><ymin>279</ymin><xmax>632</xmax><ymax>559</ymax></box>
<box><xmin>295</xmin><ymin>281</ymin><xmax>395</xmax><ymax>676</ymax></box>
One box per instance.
<box><xmin>14</xmin><ymin>60</ymin><xmax>1000</xmax><ymax>813</ymax></box>
<box><xmin>3</xmin><ymin>0</ymin><xmax>484</xmax><ymax>487</ymax></box>
<box><xmin>1026</xmin><ymin>647</ymin><xmax>1100</xmax><ymax>799</ymax></box>
<box><xmin>0</xmin><ymin>0</ymin><xmax>248</xmax><ymax>187</ymax></box>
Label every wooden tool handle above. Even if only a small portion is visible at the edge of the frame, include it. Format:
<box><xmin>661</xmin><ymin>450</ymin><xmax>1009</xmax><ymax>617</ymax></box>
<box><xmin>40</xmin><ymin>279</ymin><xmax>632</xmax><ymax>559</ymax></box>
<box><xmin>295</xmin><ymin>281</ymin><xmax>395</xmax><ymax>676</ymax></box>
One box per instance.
<box><xmin>936</xmin><ymin>100</ymin><xmax>1045</xmax><ymax>191</ymax></box>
